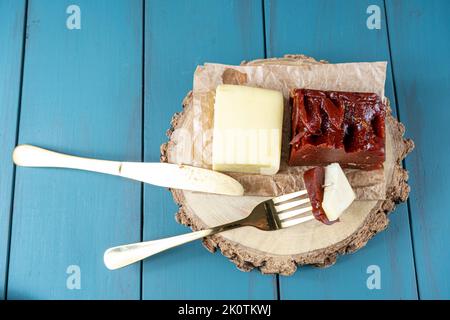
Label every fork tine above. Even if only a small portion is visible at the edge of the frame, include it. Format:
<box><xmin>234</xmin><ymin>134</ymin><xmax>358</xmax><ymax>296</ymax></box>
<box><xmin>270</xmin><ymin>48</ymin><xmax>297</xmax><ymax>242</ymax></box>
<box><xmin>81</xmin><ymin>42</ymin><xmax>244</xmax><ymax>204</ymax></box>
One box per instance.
<box><xmin>274</xmin><ymin>198</ymin><xmax>310</xmax><ymax>212</ymax></box>
<box><xmin>277</xmin><ymin>206</ymin><xmax>313</xmax><ymax>220</ymax></box>
<box><xmin>272</xmin><ymin>190</ymin><xmax>308</xmax><ymax>204</ymax></box>
<box><xmin>280</xmin><ymin>214</ymin><xmax>315</xmax><ymax>228</ymax></box>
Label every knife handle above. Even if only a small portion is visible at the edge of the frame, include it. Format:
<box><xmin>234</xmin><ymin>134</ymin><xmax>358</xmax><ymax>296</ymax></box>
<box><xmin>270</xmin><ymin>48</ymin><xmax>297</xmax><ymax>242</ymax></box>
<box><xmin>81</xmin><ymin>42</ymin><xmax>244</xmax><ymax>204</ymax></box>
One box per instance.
<box><xmin>13</xmin><ymin>144</ymin><xmax>121</xmax><ymax>176</ymax></box>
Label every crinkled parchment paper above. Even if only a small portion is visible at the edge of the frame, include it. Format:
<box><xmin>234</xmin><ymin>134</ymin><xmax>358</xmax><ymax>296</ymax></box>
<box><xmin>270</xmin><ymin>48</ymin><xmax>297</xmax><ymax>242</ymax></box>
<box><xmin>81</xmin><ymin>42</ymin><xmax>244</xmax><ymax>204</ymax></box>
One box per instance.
<box><xmin>181</xmin><ymin>61</ymin><xmax>388</xmax><ymax>200</ymax></box>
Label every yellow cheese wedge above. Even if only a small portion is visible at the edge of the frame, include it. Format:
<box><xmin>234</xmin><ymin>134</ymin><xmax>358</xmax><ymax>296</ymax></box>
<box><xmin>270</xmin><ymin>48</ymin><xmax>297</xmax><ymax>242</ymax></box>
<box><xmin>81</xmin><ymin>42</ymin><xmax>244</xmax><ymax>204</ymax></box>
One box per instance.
<box><xmin>322</xmin><ymin>163</ymin><xmax>356</xmax><ymax>221</ymax></box>
<box><xmin>212</xmin><ymin>85</ymin><xmax>284</xmax><ymax>175</ymax></box>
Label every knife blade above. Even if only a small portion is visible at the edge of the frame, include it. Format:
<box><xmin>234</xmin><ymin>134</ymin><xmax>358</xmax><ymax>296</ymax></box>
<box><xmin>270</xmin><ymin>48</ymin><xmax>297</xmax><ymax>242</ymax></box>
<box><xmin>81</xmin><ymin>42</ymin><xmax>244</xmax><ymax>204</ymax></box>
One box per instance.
<box><xmin>119</xmin><ymin>162</ymin><xmax>244</xmax><ymax>195</ymax></box>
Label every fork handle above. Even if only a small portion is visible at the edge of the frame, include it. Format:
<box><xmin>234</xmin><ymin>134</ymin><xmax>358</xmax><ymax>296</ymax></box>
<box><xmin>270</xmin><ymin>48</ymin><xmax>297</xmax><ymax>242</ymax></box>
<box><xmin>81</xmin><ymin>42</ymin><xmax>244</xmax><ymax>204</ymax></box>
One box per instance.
<box><xmin>104</xmin><ymin>222</ymin><xmax>242</xmax><ymax>270</ymax></box>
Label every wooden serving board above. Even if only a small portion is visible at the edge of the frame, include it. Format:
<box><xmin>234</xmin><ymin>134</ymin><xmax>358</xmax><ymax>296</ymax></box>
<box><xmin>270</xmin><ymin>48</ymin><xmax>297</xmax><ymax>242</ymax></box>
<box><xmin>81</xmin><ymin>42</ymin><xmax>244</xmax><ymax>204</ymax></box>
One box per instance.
<box><xmin>161</xmin><ymin>56</ymin><xmax>414</xmax><ymax>275</ymax></box>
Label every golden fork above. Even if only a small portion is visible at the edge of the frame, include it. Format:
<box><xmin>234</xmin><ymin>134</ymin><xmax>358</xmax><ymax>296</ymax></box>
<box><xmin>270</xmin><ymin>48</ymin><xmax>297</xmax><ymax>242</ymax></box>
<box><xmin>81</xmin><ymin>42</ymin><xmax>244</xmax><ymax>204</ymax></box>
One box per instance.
<box><xmin>104</xmin><ymin>190</ymin><xmax>313</xmax><ymax>270</ymax></box>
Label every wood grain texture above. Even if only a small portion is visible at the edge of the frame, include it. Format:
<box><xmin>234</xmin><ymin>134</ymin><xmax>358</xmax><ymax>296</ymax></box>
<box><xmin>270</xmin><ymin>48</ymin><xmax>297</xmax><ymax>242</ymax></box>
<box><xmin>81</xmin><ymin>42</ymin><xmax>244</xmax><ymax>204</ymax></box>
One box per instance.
<box><xmin>277</xmin><ymin>208</ymin><xmax>415</xmax><ymax>299</ymax></box>
<box><xmin>0</xmin><ymin>0</ymin><xmax>26</xmax><ymax>300</ymax></box>
<box><xmin>386</xmin><ymin>0</ymin><xmax>450</xmax><ymax>299</ymax></box>
<box><xmin>8</xmin><ymin>0</ymin><xmax>142</xmax><ymax>299</ymax></box>
<box><xmin>264</xmin><ymin>0</ymin><xmax>417</xmax><ymax>298</ymax></box>
<box><xmin>143</xmin><ymin>0</ymin><xmax>276</xmax><ymax>299</ymax></box>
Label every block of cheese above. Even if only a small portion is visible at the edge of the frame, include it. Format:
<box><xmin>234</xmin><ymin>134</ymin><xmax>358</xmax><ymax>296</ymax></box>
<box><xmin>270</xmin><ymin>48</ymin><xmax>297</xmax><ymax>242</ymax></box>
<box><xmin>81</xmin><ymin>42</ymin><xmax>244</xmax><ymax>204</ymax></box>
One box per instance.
<box><xmin>212</xmin><ymin>85</ymin><xmax>284</xmax><ymax>175</ymax></box>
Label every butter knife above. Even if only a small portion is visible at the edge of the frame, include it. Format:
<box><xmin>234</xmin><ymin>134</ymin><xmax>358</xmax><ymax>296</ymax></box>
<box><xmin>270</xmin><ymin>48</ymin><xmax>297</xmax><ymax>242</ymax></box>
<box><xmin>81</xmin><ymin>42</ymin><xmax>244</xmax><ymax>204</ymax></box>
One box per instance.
<box><xmin>13</xmin><ymin>144</ymin><xmax>244</xmax><ymax>196</ymax></box>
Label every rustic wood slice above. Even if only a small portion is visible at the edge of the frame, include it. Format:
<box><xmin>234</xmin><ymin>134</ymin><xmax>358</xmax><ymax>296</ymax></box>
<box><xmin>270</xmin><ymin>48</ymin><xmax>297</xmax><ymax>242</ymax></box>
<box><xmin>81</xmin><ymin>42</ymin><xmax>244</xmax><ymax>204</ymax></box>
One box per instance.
<box><xmin>160</xmin><ymin>56</ymin><xmax>414</xmax><ymax>275</ymax></box>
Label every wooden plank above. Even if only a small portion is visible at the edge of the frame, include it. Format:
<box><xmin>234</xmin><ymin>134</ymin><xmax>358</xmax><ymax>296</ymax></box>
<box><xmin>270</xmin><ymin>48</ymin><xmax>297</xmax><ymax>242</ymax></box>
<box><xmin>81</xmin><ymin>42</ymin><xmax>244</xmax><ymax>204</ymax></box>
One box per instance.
<box><xmin>265</xmin><ymin>0</ymin><xmax>418</xmax><ymax>299</ymax></box>
<box><xmin>385</xmin><ymin>0</ymin><xmax>450</xmax><ymax>299</ymax></box>
<box><xmin>0</xmin><ymin>0</ymin><xmax>26</xmax><ymax>299</ymax></box>
<box><xmin>8</xmin><ymin>0</ymin><xmax>142</xmax><ymax>299</ymax></box>
<box><xmin>143</xmin><ymin>0</ymin><xmax>276</xmax><ymax>299</ymax></box>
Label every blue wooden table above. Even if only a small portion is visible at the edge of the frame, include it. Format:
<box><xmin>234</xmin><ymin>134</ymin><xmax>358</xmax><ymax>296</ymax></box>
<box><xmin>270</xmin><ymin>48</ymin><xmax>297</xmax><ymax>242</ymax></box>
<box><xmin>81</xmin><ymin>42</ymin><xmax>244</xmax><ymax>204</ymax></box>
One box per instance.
<box><xmin>0</xmin><ymin>0</ymin><xmax>449</xmax><ymax>300</ymax></box>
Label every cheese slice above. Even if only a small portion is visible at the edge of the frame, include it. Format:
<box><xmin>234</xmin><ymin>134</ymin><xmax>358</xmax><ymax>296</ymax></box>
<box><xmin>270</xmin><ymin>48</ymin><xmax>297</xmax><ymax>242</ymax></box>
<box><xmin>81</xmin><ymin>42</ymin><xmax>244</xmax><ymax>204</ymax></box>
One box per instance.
<box><xmin>322</xmin><ymin>163</ymin><xmax>356</xmax><ymax>221</ymax></box>
<box><xmin>212</xmin><ymin>85</ymin><xmax>284</xmax><ymax>175</ymax></box>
